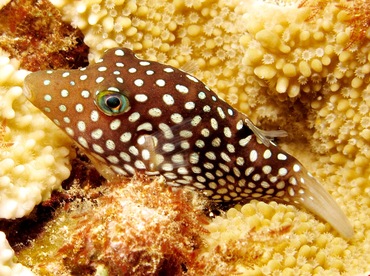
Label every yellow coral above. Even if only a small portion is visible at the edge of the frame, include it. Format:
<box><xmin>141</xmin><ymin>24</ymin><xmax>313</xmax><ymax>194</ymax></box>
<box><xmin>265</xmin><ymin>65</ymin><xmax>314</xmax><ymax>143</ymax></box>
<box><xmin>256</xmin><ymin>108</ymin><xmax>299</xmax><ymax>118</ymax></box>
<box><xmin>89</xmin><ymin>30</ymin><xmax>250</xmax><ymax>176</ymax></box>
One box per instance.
<box><xmin>0</xmin><ymin>53</ymin><xmax>73</xmax><ymax>219</ymax></box>
<box><xmin>0</xmin><ymin>231</ymin><xmax>34</xmax><ymax>275</ymax></box>
<box><xmin>199</xmin><ymin>200</ymin><xmax>370</xmax><ymax>274</ymax></box>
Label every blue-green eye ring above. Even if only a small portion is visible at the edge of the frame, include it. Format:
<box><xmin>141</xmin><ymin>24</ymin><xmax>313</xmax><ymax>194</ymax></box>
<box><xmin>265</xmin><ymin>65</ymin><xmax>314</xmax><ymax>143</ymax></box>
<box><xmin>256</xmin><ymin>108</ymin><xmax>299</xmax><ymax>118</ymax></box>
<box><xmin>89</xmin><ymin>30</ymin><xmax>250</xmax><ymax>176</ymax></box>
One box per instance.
<box><xmin>95</xmin><ymin>90</ymin><xmax>130</xmax><ymax>116</ymax></box>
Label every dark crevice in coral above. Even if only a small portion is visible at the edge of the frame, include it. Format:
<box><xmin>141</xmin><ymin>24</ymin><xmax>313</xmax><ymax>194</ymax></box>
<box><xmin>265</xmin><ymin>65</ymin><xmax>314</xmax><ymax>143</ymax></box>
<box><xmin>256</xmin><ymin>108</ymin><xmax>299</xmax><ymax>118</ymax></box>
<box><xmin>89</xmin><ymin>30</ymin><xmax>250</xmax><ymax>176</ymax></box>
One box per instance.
<box><xmin>0</xmin><ymin>152</ymin><xmax>105</xmax><ymax>252</ymax></box>
<box><xmin>0</xmin><ymin>199</ymin><xmax>61</xmax><ymax>252</ymax></box>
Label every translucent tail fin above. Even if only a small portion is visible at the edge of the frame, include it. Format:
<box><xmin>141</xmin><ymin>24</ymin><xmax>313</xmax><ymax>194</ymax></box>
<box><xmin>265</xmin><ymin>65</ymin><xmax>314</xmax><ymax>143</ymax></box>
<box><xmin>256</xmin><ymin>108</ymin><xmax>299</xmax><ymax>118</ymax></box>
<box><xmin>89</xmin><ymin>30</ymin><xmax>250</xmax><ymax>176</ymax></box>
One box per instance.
<box><xmin>291</xmin><ymin>168</ymin><xmax>354</xmax><ymax>238</ymax></box>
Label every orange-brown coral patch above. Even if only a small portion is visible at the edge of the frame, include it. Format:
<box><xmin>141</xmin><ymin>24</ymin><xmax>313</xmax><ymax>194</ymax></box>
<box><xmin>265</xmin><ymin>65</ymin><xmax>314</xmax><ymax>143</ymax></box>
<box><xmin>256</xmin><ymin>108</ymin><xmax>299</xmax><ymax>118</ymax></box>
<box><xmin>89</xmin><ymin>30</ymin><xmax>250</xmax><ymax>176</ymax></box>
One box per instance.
<box><xmin>16</xmin><ymin>173</ymin><xmax>210</xmax><ymax>275</ymax></box>
<box><xmin>0</xmin><ymin>0</ymin><xmax>89</xmax><ymax>71</ymax></box>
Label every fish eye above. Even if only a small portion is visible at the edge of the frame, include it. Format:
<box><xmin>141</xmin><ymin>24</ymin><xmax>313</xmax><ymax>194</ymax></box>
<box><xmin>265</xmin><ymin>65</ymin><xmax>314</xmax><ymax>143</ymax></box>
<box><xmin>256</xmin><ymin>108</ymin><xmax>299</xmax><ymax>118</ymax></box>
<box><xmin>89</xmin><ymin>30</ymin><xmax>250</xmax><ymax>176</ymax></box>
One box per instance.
<box><xmin>95</xmin><ymin>90</ymin><xmax>130</xmax><ymax>116</ymax></box>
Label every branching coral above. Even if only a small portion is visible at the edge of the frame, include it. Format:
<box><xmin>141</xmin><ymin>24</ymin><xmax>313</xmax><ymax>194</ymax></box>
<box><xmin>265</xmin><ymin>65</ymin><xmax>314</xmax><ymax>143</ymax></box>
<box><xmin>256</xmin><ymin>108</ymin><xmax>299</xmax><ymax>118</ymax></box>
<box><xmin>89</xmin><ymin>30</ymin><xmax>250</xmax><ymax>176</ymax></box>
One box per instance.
<box><xmin>0</xmin><ymin>54</ymin><xmax>73</xmax><ymax>219</ymax></box>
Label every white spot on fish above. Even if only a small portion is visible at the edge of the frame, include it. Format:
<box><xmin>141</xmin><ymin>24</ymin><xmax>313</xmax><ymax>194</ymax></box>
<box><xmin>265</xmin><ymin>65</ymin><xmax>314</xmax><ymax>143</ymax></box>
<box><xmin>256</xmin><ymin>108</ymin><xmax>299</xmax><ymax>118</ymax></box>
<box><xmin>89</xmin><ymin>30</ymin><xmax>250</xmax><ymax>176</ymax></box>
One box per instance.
<box><xmin>59</xmin><ymin>105</ymin><xmax>67</xmax><ymax>112</ymax></box>
<box><xmin>263</xmin><ymin>149</ymin><xmax>272</xmax><ymax>159</ymax></box>
<box><xmin>179</xmin><ymin>130</ymin><xmax>192</xmax><ymax>138</ymax></box>
<box><xmin>106</xmin><ymin>139</ymin><xmax>116</xmax><ymax>150</ymax></box>
<box><xmin>81</xmin><ymin>90</ymin><xmax>90</xmax><ymax>98</ymax></box>
<box><xmin>65</xmin><ymin>127</ymin><xmax>74</xmax><ymax>136</ymax></box>
<box><xmin>148</xmin><ymin>108</ymin><xmax>162</xmax><ymax>117</ymax></box>
<box><xmin>80</xmin><ymin>75</ymin><xmax>88</xmax><ymax>81</ymax></box>
<box><xmin>217</xmin><ymin>107</ymin><xmax>226</xmax><ymax>119</ymax></box>
<box><xmin>90</xmin><ymin>110</ymin><xmax>99</xmax><ymax>122</ymax></box>
<box><xmin>107</xmin><ymin>155</ymin><xmax>119</xmax><ymax>164</ymax></box>
<box><xmin>170</xmin><ymin>113</ymin><xmax>183</xmax><ymax>124</ymax></box>
<box><xmin>203</xmin><ymin>105</ymin><xmax>211</xmax><ymax>112</ymax></box>
<box><xmin>137</xmin><ymin>122</ymin><xmax>153</xmax><ymax>131</ymax></box>
<box><xmin>175</xmin><ymin>84</ymin><xmax>189</xmax><ymax>94</ymax></box>
<box><xmin>110</xmin><ymin>119</ymin><xmax>121</xmax><ymax>130</ymax></box>
<box><xmin>163</xmin><ymin>94</ymin><xmax>175</xmax><ymax>105</ymax></box>
<box><xmin>91</xmin><ymin>128</ymin><xmax>103</xmax><ymax>139</ymax></box>
<box><xmin>128</xmin><ymin>112</ymin><xmax>140</xmax><ymax>122</ymax></box>
<box><xmin>134</xmin><ymin>94</ymin><xmax>148</xmax><ymax>102</ymax></box>
<box><xmin>78</xmin><ymin>136</ymin><xmax>89</xmax><ymax>148</ymax></box>
<box><xmin>198</xmin><ymin>91</ymin><xmax>206</xmax><ymax>100</ymax></box>
<box><xmin>249</xmin><ymin>150</ymin><xmax>258</xmax><ymax>162</ymax></box>
<box><xmin>156</xmin><ymin>79</ymin><xmax>166</xmax><ymax>87</ymax></box>
<box><xmin>96</xmin><ymin>77</ymin><xmax>104</xmax><ymax>83</ymax></box>
<box><xmin>120</xmin><ymin>132</ymin><xmax>132</xmax><ymax>142</ymax></box>
<box><xmin>134</xmin><ymin>79</ymin><xmax>144</xmax><ymax>87</ymax></box>
<box><xmin>191</xmin><ymin>115</ymin><xmax>202</xmax><ymax>127</ymax></box>
<box><xmin>61</xmin><ymin>89</ymin><xmax>69</xmax><ymax>97</ymax></box>
<box><xmin>92</xmin><ymin>144</ymin><xmax>104</xmax><ymax>154</ymax></box>
<box><xmin>77</xmin><ymin>121</ymin><xmax>86</xmax><ymax>132</ymax></box>
<box><xmin>44</xmin><ymin>94</ymin><xmax>52</xmax><ymax>101</ymax></box>
<box><xmin>129</xmin><ymin>145</ymin><xmax>139</xmax><ymax>156</ymax></box>
<box><xmin>277</xmin><ymin>153</ymin><xmax>287</xmax><ymax>160</ymax></box>
<box><xmin>115</xmin><ymin>49</ymin><xmax>125</xmax><ymax>56</ymax></box>
<box><xmin>163</xmin><ymin>67</ymin><xmax>174</xmax><ymax>73</ymax></box>
<box><xmin>120</xmin><ymin>151</ymin><xmax>131</xmax><ymax>162</ymax></box>
<box><xmin>262</xmin><ymin>165</ymin><xmax>272</xmax><ymax>174</ymax></box>
<box><xmin>139</xmin><ymin>61</ymin><xmax>150</xmax><ymax>66</ymax></box>
<box><xmin>184</xmin><ymin>101</ymin><xmax>195</xmax><ymax>110</ymax></box>
<box><xmin>75</xmin><ymin>104</ymin><xmax>84</xmax><ymax>113</ymax></box>
<box><xmin>186</xmin><ymin>74</ymin><xmax>199</xmax><ymax>83</ymax></box>
<box><xmin>223</xmin><ymin>127</ymin><xmax>232</xmax><ymax>138</ymax></box>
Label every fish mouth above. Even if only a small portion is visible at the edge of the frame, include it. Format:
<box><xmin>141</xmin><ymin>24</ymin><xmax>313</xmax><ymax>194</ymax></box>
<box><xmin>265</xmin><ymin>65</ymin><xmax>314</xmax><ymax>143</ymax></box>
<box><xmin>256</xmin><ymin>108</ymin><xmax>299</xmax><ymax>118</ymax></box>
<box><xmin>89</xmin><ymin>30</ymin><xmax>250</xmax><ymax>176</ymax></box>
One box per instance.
<box><xmin>23</xmin><ymin>73</ymin><xmax>35</xmax><ymax>101</ymax></box>
<box><xmin>22</xmin><ymin>83</ymin><xmax>33</xmax><ymax>100</ymax></box>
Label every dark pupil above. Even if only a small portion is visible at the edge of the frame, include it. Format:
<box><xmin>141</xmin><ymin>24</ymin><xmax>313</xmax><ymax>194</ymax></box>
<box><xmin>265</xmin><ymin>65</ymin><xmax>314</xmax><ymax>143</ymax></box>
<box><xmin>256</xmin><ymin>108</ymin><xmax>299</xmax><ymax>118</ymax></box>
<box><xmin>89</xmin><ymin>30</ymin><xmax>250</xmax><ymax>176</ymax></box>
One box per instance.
<box><xmin>106</xmin><ymin>96</ymin><xmax>121</xmax><ymax>108</ymax></box>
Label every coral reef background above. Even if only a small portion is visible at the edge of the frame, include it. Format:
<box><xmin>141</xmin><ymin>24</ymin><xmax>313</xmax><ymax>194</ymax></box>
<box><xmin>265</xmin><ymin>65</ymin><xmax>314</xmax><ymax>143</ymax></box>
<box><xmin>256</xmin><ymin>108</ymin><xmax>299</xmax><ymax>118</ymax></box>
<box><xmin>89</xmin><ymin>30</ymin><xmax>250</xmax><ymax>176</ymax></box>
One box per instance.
<box><xmin>0</xmin><ymin>0</ymin><xmax>369</xmax><ymax>274</ymax></box>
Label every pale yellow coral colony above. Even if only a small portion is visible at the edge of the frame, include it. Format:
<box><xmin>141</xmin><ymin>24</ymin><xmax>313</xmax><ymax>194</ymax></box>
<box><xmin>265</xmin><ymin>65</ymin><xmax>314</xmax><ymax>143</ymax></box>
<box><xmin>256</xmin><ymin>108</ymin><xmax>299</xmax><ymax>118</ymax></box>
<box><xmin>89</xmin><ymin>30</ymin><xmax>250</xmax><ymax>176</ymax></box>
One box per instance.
<box><xmin>1</xmin><ymin>0</ymin><xmax>370</xmax><ymax>274</ymax></box>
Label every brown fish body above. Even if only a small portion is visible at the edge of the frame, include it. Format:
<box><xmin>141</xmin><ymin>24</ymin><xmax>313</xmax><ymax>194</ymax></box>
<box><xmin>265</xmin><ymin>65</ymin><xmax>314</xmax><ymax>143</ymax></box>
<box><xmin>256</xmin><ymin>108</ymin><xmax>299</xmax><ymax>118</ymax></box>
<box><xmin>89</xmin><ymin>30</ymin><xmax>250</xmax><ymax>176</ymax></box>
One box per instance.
<box><xmin>23</xmin><ymin>48</ymin><xmax>354</xmax><ymax>238</ymax></box>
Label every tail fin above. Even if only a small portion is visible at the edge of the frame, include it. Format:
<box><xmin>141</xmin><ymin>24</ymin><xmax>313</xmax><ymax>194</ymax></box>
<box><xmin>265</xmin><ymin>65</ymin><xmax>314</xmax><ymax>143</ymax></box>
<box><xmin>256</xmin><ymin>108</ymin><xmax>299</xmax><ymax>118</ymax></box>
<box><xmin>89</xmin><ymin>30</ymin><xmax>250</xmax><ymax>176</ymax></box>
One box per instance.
<box><xmin>291</xmin><ymin>168</ymin><xmax>354</xmax><ymax>238</ymax></box>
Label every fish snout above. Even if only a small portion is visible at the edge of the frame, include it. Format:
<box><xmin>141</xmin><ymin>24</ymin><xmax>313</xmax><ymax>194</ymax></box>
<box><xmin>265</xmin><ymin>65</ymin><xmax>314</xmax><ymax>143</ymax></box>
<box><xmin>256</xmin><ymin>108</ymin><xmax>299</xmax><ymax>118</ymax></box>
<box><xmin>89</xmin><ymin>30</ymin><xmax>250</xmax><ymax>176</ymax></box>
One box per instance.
<box><xmin>23</xmin><ymin>73</ymin><xmax>37</xmax><ymax>101</ymax></box>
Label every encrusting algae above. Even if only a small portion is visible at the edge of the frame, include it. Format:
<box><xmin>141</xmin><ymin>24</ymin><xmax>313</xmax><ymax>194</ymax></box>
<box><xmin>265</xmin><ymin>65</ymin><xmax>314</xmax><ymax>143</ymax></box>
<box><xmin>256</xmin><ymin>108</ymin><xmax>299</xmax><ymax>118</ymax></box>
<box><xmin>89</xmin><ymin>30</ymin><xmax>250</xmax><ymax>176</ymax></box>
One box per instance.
<box><xmin>0</xmin><ymin>0</ymin><xmax>370</xmax><ymax>275</ymax></box>
<box><xmin>16</xmin><ymin>177</ymin><xmax>210</xmax><ymax>275</ymax></box>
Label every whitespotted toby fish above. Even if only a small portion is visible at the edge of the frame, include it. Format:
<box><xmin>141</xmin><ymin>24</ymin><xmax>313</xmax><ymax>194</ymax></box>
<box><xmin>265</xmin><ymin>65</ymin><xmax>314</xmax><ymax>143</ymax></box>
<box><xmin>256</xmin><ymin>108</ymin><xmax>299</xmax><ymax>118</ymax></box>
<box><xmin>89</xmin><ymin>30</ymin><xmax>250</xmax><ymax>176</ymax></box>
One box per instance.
<box><xmin>23</xmin><ymin>48</ymin><xmax>353</xmax><ymax>238</ymax></box>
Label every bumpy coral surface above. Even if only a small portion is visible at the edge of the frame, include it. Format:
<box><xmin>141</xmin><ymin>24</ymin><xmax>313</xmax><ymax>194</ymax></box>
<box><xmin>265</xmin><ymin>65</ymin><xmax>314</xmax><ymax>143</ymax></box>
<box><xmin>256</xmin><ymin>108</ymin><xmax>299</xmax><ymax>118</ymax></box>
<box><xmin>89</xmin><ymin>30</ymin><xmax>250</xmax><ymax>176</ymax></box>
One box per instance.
<box><xmin>0</xmin><ymin>54</ymin><xmax>72</xmax><ymax>219</ymax></box>
<box><xmin>0</xmin><ymin>231</ymin><xmax>34</xmax><ymax>275</ymax></box>
<box><xmin>1</xmin><ymin>0</ymin><xmax>370</xmax><ymax>274</ymax></box>
<box><xmin>200</xmin><ymin>201</ymin><xmax>370</xmax><ymax>275</ymax></box>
